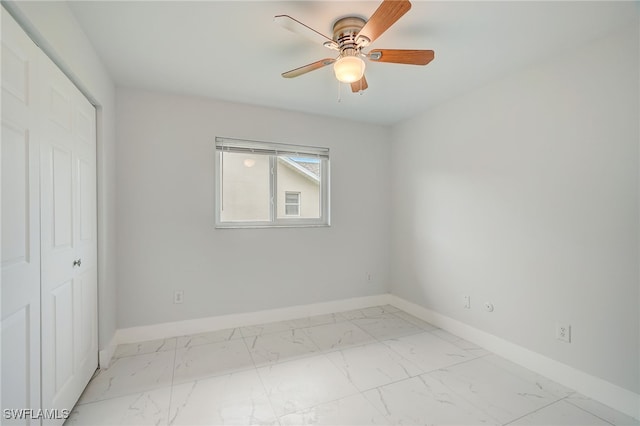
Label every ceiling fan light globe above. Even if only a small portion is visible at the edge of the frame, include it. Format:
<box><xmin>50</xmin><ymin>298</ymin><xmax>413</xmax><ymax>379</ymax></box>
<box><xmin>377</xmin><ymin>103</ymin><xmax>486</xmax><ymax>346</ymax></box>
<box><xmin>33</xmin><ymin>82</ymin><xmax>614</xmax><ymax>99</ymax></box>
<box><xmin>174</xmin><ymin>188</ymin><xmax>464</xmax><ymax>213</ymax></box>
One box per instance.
<box><xmin>333</xmin><ymin>56</ymin><xmax>366</xmax><ymax>83</ymax></box>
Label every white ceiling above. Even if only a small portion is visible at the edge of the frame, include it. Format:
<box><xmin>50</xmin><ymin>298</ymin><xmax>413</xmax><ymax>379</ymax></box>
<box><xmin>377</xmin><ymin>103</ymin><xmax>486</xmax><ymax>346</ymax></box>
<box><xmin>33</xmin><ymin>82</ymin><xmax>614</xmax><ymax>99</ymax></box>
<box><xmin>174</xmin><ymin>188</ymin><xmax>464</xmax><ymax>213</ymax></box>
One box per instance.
<box><xmin>68</xmin><ymin>1</ymin><xmax>637</xmax><ymax>125</ymax></box>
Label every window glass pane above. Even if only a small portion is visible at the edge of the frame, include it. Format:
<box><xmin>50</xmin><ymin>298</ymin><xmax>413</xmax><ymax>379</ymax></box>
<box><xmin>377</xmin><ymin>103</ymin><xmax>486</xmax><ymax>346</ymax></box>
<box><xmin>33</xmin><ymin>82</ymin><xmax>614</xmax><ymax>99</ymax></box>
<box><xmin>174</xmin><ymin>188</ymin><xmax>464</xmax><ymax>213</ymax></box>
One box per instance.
<box><xmin>219</xmin><ymin>152</ymin><xmax>270</xmax><ymax>222</ymax></box>
<box><xmin>276</xmin><ymin>156</ymin><xmax>321</xmax><ymax>219</ymax></box>
<box><xmin>285</xmin><ymin>192</ymin><xmax>299</xmax><ymax>204</ymax></box>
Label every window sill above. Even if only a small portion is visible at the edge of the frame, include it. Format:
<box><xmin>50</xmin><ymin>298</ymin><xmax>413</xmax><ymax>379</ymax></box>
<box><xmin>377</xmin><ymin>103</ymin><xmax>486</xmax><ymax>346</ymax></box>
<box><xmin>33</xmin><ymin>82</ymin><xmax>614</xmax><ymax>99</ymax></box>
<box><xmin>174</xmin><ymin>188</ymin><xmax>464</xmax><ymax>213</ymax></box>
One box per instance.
<box><xmin>215</xmin><ymin>223</ymin><xmax>330</xmax><ymax>229</ymax></box>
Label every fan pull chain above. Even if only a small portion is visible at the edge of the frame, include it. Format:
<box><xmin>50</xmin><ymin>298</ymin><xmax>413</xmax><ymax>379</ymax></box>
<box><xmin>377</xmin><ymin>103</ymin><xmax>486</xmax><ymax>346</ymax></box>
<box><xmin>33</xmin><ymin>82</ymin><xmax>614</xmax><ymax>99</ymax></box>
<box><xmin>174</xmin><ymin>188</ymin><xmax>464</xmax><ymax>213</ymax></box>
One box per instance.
<box><xmin>337</xmin><ymin>80</ymin><xmax>342</xmax><ymax>103</ymax></box>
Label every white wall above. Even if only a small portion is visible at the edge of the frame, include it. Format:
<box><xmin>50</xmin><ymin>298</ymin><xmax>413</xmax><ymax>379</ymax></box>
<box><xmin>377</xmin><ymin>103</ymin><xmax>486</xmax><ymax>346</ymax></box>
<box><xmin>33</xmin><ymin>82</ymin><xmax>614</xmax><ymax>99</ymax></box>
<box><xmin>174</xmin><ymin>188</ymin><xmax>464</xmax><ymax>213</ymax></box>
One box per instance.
<box><xmin>3</xmin><ymin>1</ymin><xmax>118</xmax><ymax>354</ymax></box>
<box><xmin>116</xmin><ymin>89</ymin><xmax>391</xmax><ymax>328</ymax></box>
<box><xmin>391</xmin><ymin>23</ymin><xmax>639</xmax><ymax>394</ymax></box>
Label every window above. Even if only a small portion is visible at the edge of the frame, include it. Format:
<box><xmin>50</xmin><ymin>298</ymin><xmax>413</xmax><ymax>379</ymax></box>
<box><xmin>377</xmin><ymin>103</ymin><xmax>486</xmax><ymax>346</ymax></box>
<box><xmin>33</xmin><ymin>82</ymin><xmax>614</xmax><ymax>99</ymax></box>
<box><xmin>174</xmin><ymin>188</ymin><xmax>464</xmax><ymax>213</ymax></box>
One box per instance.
<box><xmin>285</xmin><ymin>192</ymin><xmax>300</xmax><ymax>216</ymax></box>
<box><xmin>215</xmin><ymin>137</ymin><xmax>330</xmax><ymax>228</ymax></box>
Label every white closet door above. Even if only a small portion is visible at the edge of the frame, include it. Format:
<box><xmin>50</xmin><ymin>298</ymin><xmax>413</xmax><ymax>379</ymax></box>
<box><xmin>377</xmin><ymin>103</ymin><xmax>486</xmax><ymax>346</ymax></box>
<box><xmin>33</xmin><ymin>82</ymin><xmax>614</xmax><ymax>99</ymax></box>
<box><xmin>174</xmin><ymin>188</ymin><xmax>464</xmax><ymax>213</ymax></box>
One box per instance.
<box><xmin>39</xmin><ymin>44</ymin><xmax>98</xmax><ymax>423</ymax></box>
<box><xmin>1</xmin><ymin>10</ymin><xmax>42</xmax><ymax>424</ymax></box>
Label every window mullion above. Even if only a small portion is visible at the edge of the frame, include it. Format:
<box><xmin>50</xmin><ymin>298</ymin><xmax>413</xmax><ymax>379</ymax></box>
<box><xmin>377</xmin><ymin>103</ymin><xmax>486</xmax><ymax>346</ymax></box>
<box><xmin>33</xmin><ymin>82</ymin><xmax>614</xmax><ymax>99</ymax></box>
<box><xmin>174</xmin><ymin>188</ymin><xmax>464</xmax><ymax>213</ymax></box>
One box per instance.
<box><xmin>270</xmin><ymin>155</ymin><xmax>277</xmax><ymax>223</ymax></box>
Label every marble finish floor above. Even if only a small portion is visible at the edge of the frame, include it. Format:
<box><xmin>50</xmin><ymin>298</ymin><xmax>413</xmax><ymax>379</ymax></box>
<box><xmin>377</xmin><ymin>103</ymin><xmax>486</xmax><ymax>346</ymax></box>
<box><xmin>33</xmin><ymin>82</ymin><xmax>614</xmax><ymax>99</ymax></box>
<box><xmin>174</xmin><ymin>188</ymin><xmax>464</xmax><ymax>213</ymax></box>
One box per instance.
<box><xmin>66</xmin><ymin>305</ymin><xmax>639</xmax><ymax>425</ymax></box>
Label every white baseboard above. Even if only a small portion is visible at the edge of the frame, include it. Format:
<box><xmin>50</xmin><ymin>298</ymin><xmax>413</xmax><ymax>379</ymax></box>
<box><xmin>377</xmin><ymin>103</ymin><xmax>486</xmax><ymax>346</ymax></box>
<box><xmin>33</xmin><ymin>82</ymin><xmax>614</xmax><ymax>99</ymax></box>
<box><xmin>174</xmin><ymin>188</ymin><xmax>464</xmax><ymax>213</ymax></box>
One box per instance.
<box><xmin>115</xmin><ymin>294</ymin><xmax>390</xmax><ymax>345</ymax></box>
<box><xmin>387</xmin><ymin>295</ymin><xmax>640</xmax><ymax>421</ymax></box>
<box><xmin>98</xmin><ymin>332</ymin><xmax>118</xmax><ymax>369</ymax></box>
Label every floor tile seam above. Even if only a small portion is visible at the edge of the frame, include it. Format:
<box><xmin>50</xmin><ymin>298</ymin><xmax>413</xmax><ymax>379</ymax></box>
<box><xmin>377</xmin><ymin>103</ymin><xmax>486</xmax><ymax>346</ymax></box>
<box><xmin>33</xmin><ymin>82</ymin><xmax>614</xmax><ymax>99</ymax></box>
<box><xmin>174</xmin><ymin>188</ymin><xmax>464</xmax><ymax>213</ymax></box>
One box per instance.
<box><xmin>370</xmin><ymin>328</ymin><xmax>426</xmax><ymax>343</ymax></box>
<box><xmin>276</xmin><ymin>390</ymin><xmax>389</xmax><ymax>424</ymax></box>
<box><xmin>344</xmin><ymin>317</ymin><xmax>380</xmax><ymax>341</ymax></box>
<box><xmin>73</xmin><ymin>382</ymin><xmax>175</xmax><ymax>407</ymax></box>
<box><xmin>447</xmin><ymin>338</ymin><xmax>487</xmax><ymax>352</ymax></box>
<box><xmin>76</xmin><ymin>346</ymin><xmax>178</xmax><ymax>407</ymax></box>
<box><xmin>345</xmin><ymin>310</ymin><xmax>389</xmax><ymax>321</ymax></box>
<box><xmin>174</xmin><ymin>337</ymin><xmax>241</xmax><ymax>351</ymax></box>
<box><xmin>253</xmin><ymin>344</ymin><xmax>343</xmax><ymax>374</ymax></box>
<box><xmin>176</xmin><ymin>331</ymin><xmax>246</xmax><ymax>348</ymax></box>
<box><xmin>298</xmin><ymin>320</ymin><xmax>354</xmax><ymax>338</ymax></box>
<box><xmin>243</xmin><ymin>330</ymin><xmax>322</xmax><ymax>350</ymax></box>
<box><xmin>479</xmin><ymin>356</ymin><xmax>580</xmax><ymax>401</ymax></box>
<box><xmin>474</xmin><ymin>351</ymin><xmax>493</xmax><ymax>360</ymax></box>
<box><xmin>250</xmin><ymin>349</ymin><xmax>326</xmax><ymax>370</ymax></box>
<box><xmin>361</xmin><ymin>389</ymin><xmax>398</xmax><ymax>426</ymax></box>
<box><xmin>424</xmin><ymin>327</ymin><xmax>476</xmax><ymax>347</ymax></box>
<box><xmin>113</xmin><ymin>336</ymin><xmax>179</xmax><ymax>351</ymax></box>
<box><xmin>252</xmin><ymin>374</ymin><xmax>285</xmax><ymax>426</ymax></box>
<box><xmin>239</xmin><ymin>332</ymin><xmax>282</xmax><ymax>426</ymax></box>
<box><xmin>323</xmin><ymin>334</ymin><xmax>472</xmax><ymax>395</ymax></box>
<box><xmin>426</xmin><ymin>351</ymin><xmax>484</xmax><ymax>373</ymax></box>
<box><xmin>376</xmin><ymin>342</ymin><xmax>426</xmax><ymax>378</ymax></box>
<box><xmin>562</xmin><ymin>397</ymin><xmax>619</xmax><ymax>426</ymax></box>
<box><xmin>274</xmin><ymin>385</ymin><xmax>364</xmax><ymax>419</ymax></box>
<box><xmin>319</xmin><ymin>347</ymin><xmax>369</xmax><ymax>391</ymax></box>
<box><xmin>417</xmin><ymin>371</ymin><xmax>505</xmax><ymax>426</ymax></box>
<box><xmin>380</xmin><ymin>330</ymin><xmax>484</xmax><ymax>373</ymax></box>
<box><xmin>321</xmin><ymin>337</ymin><xmax>392</xmax><ymax>356</ymax></box>
<box><xmin>358</xmin><ymin>373</ymin><xmax>432</xmax><ymax>395</ymax></box>
<box><xmin>283</xmin><ymin>349</ymin><xmax>366</xmax><ymax>410</ymax></box>
<box><xmin>348</xmin><ymin>311</ymin><xmax>426</xmax><ymax>340</ymax></box>
<box><xmin>419</xmin><ymin>352</ymin><xmax>541</xmax><ymax>386</ymax></box>
<box><xmin>239</xmin><ymin>326</ymin><xmax>294</xmax><ymax>339</ymax></box>
<box><xmin>240</xmin><ymin>309</ymin><xmax>366</xmax><ymax>336</ymax></box>
<box><xmin>364</xmin><ymin>384</ymin><xmax>395</xmax><ymax>420</ymax></box>
<box><xmin>382</xmin><ymin>304</ymin><xmax>402</xmax><ymax>313</ymax></box>
<box><xmin>293</xmin><ymin>328</ymin><xmax>322</xmax><ymax>352</ymax></box>
<box><xmin>295</xmin><ymin>316</ymin><xmax>352</xmax><ymax>330</ymax></box>
<box><xmin>387</xmin><ymin>310</ymin><xmax>436</xmax><ymax>331</ymax></box>
<box><xmin>354</xmin><ymin>313</ymin><xmax>402</xmax><ymax>323</ymax></box>
<box><xmin>501</xmin><ymin>396</ymin><xmax>594</xmax><ymax>426</ymax></box>
<box><xmin>245</xmin><ymin>328</ymin><xmax>323</xmax><ymax>366</ymax></box>
<box><xmin>422</xmin><ymin>363</ymin><xmax>565</xmax><ymax>426</ymax></box>
<box><xmin>172</xmin><ymin>361</ymin><xmax>260</xmax><ymax>388</ymax></box>
<box><xmin>239</xmin><ymin>321</ymin><xmax>346</xmax><ymax>340</ymax></box>
<box><xmin>364</xmin><ymin>311</ymin><xmax>392</xmax><ymax>318</ymax></box>
<box><xmin>112</xmin><ymin>347</ymin><xmax>177</xmax><ymax>360</ymax></box>
<box><xmin>374</xmin><ymin>332</ymin><xmax>448</xmax><ymax>374</ymax></box>
<box><xmin>165</xmin><ymin>345</ymin><xmax>178</xmax><ymax>426</ymax></box>
<box><xmin>302</xmin><ymin>336</ymin><xmax>354</xmax><ymax>354</ymax></box>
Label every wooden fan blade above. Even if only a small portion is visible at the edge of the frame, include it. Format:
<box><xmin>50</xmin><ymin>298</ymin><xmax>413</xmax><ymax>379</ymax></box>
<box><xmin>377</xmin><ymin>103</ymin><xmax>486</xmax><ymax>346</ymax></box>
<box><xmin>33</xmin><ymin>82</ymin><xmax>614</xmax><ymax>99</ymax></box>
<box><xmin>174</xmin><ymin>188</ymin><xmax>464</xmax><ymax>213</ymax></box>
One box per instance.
<box><xmin>350</xmin><ymin>75</ymin><xmax>369</xmax><ymax>93</ymax></box>
<box><xmin>356</xmin><ymin>0</ymin><xmax>411</xmax><ymax>46</ymax></box>
<box><xmin>275</xmin><ymin>15</ymin><xmax>336</xmax><ymax>47</ymax></box>
<box><xmin>282</xmin><ymin>58</ymin><xmax>336</xmax><ymax>78</ymax></box>
<box><xmin>368</xmin><ymin>49</ymin><xmax>434</xmax><ymax>65</ymax></box>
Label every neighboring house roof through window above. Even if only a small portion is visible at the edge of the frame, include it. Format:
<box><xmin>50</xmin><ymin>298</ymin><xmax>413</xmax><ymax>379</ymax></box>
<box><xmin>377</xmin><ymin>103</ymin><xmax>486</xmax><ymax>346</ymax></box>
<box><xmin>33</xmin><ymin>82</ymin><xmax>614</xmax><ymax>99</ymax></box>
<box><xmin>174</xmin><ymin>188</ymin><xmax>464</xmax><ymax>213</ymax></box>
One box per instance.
<box><xmin>279</xmin><ymin>157</ymin><xmax>320</xmax><ymax>183</ymax></box>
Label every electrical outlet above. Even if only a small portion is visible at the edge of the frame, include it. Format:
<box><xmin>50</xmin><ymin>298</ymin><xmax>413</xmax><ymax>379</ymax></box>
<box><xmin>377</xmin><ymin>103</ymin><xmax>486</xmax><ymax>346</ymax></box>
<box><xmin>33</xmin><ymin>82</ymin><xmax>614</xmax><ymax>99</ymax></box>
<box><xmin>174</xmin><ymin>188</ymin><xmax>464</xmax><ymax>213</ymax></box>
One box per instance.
<box><xmin>463</xmin><ymin>295</ymin><xmax>471</xmax><ymax>309</ymax></box>
<box><xmin>174</xmin><ymin>290</ymin><xmax>184</xmax><ymax>304</ymax></box>
<box><xmin>556</xmin><ymin>323</ymin><xmax>571</xmax><ymax>343</ymax></box>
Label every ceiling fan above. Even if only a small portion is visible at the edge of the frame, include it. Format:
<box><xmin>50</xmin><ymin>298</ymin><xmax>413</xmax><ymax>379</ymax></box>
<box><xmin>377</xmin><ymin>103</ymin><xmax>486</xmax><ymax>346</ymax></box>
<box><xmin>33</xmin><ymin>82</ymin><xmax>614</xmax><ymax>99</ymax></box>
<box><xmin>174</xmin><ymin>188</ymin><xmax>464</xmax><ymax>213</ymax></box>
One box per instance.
<box><xmin>275</xmin><ymin>0</ymin><xmax>435</xmax><ymax>93</ymax></box>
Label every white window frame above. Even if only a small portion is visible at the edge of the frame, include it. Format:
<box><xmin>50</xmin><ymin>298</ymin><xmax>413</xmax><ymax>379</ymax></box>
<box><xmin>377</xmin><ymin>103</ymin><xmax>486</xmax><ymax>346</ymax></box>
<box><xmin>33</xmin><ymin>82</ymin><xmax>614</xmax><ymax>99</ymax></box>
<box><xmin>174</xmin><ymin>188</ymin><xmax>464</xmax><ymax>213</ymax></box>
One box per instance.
<box><xmin>215</xmin><ymin>137</ymin><xmax>330</xmax><ymax>228</ymax></box>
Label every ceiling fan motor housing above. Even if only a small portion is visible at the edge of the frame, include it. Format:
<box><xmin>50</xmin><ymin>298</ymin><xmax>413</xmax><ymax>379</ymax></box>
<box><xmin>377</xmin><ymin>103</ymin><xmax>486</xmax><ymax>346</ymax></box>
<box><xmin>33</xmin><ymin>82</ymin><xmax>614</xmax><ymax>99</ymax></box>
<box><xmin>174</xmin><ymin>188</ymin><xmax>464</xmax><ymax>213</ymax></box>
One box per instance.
<box><xmin>332</xmin><ymin>17</ymin><xmax>366</xmax><ymax>57</ymax></box>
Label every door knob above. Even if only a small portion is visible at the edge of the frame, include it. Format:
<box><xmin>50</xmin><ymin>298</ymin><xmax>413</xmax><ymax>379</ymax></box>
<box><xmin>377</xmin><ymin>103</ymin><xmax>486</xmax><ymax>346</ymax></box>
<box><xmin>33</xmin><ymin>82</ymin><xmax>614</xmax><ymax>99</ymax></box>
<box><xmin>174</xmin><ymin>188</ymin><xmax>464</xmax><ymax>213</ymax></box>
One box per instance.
<box><xmin>73</xmin><ymin>259</ymin><xmax>82</xmax><ymax>267</ymax></box>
